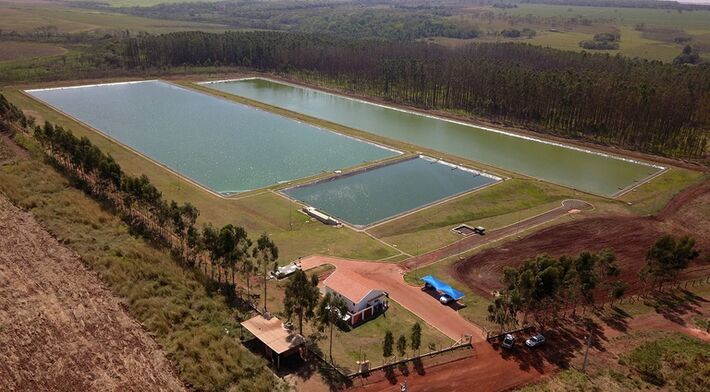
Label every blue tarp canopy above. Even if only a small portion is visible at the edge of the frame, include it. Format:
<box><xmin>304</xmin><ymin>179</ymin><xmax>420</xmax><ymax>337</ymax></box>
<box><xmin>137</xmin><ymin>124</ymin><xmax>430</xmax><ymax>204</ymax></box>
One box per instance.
<box><xmin>420</xmin><ymin>275</ymin><xmax>465</xmax><ymax>300</ymax></box>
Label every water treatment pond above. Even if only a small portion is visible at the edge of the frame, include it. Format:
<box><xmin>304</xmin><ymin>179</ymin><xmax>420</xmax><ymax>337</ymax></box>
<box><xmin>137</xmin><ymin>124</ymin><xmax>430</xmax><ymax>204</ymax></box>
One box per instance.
<box><xmin>26</xmin><ymin>81</ymin><xmax>398</xmax><ymax>194</ymax></box>
<box><xmin>204</xmin><ymin>78</ymin><xmax>664</xmax><ymax>197</ymax></box>
<box><xmin>283</xmin><ymin>156</ymin><xmax>500</xmax><ymax>227</ymax></box>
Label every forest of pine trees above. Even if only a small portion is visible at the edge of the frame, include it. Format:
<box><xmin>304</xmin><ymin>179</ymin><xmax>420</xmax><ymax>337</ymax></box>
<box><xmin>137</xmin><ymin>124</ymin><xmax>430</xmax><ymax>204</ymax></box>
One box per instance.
<box><xmin>121</xmin><ymin>31</ymin><xmax>709</xmax><ymax>159</ymax></box>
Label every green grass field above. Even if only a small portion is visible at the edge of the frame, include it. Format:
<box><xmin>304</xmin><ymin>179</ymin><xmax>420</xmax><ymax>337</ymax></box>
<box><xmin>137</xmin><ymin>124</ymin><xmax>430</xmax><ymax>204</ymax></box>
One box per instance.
<box><xmin>500</xmin><ymin>4</ymin><xmax>710</xmax><ymax>61</ymax></box>
<box><xmin>0</xmin><ymin>3</ymin><xmax>226</xmax><ymax>34</ymax></box>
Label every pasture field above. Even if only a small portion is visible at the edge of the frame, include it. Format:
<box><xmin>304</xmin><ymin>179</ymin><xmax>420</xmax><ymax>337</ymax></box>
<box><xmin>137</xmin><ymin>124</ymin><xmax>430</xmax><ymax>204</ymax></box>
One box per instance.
<box><xmin>0</xmin><ymin>41</ymin><xmax>67</xmax><ymax>62</ymax></box>
<box><xmin>0</xmin><ymin>2</ymin><xmax>226</xmax><ymax>34</ymax></box>
<box><xmin>440</xmin><ymin>3</ymin><xmax>710</xmax><ymax>61</ymax></box>
<box><xmin>498</xmin><ymin>4</ymin><xmax>710</xmax><ymax>60</ymax></box>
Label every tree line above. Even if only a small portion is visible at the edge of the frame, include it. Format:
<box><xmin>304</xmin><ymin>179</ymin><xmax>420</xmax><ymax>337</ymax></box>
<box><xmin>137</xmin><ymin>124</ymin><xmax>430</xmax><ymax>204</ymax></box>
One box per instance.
<box><xmin>1</xmin><ymin>93</ymin><xmax>280</xmax><ymax>311</ymax></box>
<box><xmin>488</xmin><ymin>235</ymin><xmax>699</xmax><ymax>333</ymax></box>
<box><xmin>120</xmin><ymin>31</ymin><xmax>709</xmax><ymax>159</ymax></box>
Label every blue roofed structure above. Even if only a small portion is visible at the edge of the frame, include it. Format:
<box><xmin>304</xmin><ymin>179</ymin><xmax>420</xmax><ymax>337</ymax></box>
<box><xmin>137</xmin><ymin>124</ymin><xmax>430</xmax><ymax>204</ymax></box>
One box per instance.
<box><xmin>420</xmin><ymin>275</ymin><xmax>465</xmax><ymax>300</ymax></box>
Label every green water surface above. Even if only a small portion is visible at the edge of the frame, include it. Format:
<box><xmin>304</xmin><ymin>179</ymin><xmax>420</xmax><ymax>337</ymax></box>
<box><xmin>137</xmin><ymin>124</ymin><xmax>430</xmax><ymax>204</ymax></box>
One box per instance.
<box><xmin>27</xmin><ymin>81</ymin><xmax>397</xmax><ymax>194</ymax></box>
<box><xmin>205</xmin><ymin>78</ymin><xmax>663</xmax><ymax>197</ymax></box>
<box><xmin>284</xmin><ymin>157</ymin><xmax>499</xmax><ymax>227</ymax></box>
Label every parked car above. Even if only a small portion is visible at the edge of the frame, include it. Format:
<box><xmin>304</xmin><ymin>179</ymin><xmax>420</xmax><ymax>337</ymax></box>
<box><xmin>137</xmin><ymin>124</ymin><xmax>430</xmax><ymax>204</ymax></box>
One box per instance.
<box><xmin>501</xmin><ymin>334</ymin><xmax>515</xmax><ymax>349</ymax></box>
<box><xmin>525</xmin><ymin>334</ymin><xmax>546</xmax><ymax>348</ymax></box>
<box><xmin>439</xmin><ymin>294</ymin><xmax>452</xmax><ymax>304</ymax></box>
<box><xmin>421</xmin><ymin>283</ymin><xmax>433</xmax><ymax>291</ymax></box>
<box><xmin>473</xmin><ymin>226</ymin><xmax>486</xmax><ymax>235</ymax></box>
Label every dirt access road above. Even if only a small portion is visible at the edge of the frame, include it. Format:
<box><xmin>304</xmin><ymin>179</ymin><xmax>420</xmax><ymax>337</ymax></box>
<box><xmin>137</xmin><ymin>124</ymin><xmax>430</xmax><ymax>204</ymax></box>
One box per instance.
<box><xmin>300</xmin><ymin>255</ymin><xmax>553</xmax><ymax>392</ymax></box>
<box><xmin>402</xmin><ymin>199</ymin><xmax>592</xmax><ymax>270</ymax></box>
<box><xmin>301</xmin><ymin>255</ymin><xmax>484</xmax><ymax>342</ymax></box>
<box><xmin>0</xmin><ymin>194</ymin><xmax>185</xmax><ymax>392</ymax></box>
<box><xmin>451</xmin><ymin>181</ymin><xmax>710</xmax><ymax>299</ymax></box>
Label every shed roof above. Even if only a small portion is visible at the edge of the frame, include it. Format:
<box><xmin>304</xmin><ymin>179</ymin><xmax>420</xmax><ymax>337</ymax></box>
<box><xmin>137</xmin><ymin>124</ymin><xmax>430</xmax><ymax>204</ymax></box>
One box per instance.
<box><xmin>421</xmin><ymin>275</ymin><xmax>465</xmax><ymax>300</ymax></box>
<box><xmin>241</xmin><ymin>315</ymin><xmax>304</xmax><ymax>354</ymax></box>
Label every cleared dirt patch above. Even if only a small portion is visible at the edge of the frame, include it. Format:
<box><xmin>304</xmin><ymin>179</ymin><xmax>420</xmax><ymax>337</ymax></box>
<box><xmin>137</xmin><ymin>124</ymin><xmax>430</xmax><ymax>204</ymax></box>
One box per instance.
<box><xmin>450</xmin><ymin>181</ymin><xmax>710</xmax><ymax>299</ymax></box>
<box><xmin>0</xmin><ymin>41</ymin><xmax>67</xmax><ymax>62</ymax></box>
<box><xmin>0</xmin><ymin>194</ymin><xmax>185</xmax><ymax>391</ymax></box>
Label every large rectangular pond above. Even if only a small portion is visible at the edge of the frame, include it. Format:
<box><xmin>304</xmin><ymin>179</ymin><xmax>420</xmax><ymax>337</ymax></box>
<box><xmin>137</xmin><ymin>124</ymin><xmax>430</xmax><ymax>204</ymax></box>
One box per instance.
<box><xmin>26</xmin><ymin>81</ymin><xmax>398</xmax><ymax>194</ymax></box>
<box><xmin>283</xmin><ymin>156</ymin><xmax>501</xmax><ymax>227</ymax></box>
<box><xmin>203</xmin><ymin>78</ymin><xmax>665</xmax><ymax>197</ymax></box>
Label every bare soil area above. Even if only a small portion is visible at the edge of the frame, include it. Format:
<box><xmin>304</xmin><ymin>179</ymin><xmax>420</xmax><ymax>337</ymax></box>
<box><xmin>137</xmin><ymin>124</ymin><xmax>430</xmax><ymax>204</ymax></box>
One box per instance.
<box><xmin>0</xmin><ymin>194</ymin><xmax>185</xmax><ymax>392</ymax></box>
<box><xmin>0</xmin><ymin>41</ymin><xmax>67</xmax><ymax>62</ymax></box>
<box><xmin>450</xmin><ymin>181</ymin><xmax>710</xmax><ymax>299</ymax></box>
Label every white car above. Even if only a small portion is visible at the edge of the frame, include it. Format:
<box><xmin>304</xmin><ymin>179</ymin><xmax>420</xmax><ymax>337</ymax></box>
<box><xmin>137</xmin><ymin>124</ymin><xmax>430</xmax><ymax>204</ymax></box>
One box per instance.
<box><xmin>501</xmin><ymin>334</ymin><xmax>515</xmax><ymax>349</ymax></box>
<box><xmin>439</xmin><ymin>294</ymin><xmax>452</xmax><ymax>304</ymax></box>
<box><xmin>525</xmin><ymin>334</ymin><xmax>546</xmax><ymax>348</ymax></box>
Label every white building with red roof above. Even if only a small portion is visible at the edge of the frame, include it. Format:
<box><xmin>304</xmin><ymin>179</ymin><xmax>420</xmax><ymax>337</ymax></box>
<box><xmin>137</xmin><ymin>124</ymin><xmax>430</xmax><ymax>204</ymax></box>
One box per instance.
<box><xmin>322</xmin><ymin>269</ymin><xmax>388</xmax><ymax>326</ymax></box>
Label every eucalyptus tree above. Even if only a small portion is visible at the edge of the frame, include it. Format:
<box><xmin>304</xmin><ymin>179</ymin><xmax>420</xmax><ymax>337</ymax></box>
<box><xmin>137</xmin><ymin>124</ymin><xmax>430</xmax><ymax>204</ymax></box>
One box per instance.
<box><xmin>253</xmin><ymin>233</ymin><xmax>279</xmax><ymax>313</ymax></box>
<box><xmin>316</xmin><ymin>292</ymin><xmax>347</xmax><ymax>363</ymax></box>
<box><xmin>284</xmin><ymin>270</ymin><xmax>320</xmax><ymax>335</ymax></box>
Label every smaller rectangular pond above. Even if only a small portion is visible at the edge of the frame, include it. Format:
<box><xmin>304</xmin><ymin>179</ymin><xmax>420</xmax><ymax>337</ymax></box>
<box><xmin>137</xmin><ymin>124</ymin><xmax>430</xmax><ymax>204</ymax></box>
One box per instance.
<box><xmin>282</xmin><ymin>156</ymin><xmax>501</xmax><ymax>228</ymax></box>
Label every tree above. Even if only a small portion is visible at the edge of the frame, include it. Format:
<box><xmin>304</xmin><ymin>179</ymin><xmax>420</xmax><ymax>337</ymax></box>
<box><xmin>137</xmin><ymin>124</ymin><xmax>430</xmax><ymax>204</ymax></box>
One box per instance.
<box><xmin>641</xmin><ymin>235</ymin><xmax>699</xmax><ymax>291</ymax></box>
<box><xmin>608</xmin><ymin>281</ymin><xmax>628</xmax><ymax>305</ymax></box>
<box><xmin>253</xmin><ymin>233</ymin><xmax>278</xmax><ymax>313</ymax></box>
<box><xmin>410</xmin><ymin>322</ymin><xmax>422</xmax><ymax>354</ymax></box>
<box><xmin>284</xmin><ymin>270</ymin><xmax>320</xmax><ymax>335</ymax></box>
<box><xmin>317</xmin><ymin>292</ymin><xmax>347</xmax><ymax>363</ymax></box>
<box><xmin>202</xmin><ymin>223</ymin><xmax>219</xmax><ymax>280</ymax></box>
<box><xmin>397</xmin><ymin>335</ymin><xmax>407</xmax><ymax>358</ymax></box>
<box><xmin>487</xmin><ymin>296</ymin><xmax>517</xmax><ymax>333</ymax></box>
<box><xmin>383</xmin><ymin>330</ymin><xmax>394</xmax><ymax>359</ymax></box>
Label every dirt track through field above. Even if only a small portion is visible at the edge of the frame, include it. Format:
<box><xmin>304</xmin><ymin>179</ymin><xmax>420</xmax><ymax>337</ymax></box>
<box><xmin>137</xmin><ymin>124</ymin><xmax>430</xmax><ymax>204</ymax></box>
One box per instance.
<box><xmin>401</xmin><ymin>199</ymin><xmax>593</xmax><ymax>270</ymax></box>
<box><xmin>450</xmin><ymin>181</ymin><xmax>710</xmax><ymax>299</ymax></box>
<box><xmin>0</xmin><ymin>194</ymin><xmax>185</xmax><ymax>392</ymax></box>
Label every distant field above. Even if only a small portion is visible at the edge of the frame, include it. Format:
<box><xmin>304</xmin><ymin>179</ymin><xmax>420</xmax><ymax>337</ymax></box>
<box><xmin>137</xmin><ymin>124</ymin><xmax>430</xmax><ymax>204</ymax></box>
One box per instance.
<box><xmin>0</xmin><ymin>3</ymin><xmax>226</xmax><ymax>34</ymax></box>
<box><xmin>0</xmin><ymin>41</ymin><xmax>67</xmax><ymax>62</ymax></box>
<box><xmin>497</xmin><ymin>4</ymin><xmax>710</xmax><ymax>61</ymax></box>
<box><xmin>503</xmin><ymin>4</ymin><xmax>710</xmax><ymax>30</ymax></box>
<box><xmin>76</xmin><ymin>0</ymin><xmax>222</xmax><ymax>6</ymax></box>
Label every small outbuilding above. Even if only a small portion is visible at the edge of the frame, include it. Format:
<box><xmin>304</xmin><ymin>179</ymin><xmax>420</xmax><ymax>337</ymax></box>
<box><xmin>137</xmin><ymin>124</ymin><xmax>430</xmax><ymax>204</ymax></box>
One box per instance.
<box><xmin>241</xmin><ymin>314</ymin><xmax>305</xmax><ymax>369</ymax></box>
<box><xmin>323</xmin><ymin>270</ymin><xmax>388</xmax><ymax>326</ymax></box>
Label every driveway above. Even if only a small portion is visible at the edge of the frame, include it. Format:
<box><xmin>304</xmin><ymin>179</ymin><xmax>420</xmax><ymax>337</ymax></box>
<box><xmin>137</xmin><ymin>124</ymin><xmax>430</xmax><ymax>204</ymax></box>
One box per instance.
<box><xmin>301</xmin><ymin>255</ymin><xmax>484</xmax><ymax>342</ymax></box>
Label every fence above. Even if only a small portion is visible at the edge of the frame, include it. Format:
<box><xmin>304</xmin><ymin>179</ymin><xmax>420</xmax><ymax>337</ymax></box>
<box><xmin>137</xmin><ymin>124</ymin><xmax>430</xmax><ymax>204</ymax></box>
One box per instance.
<box><xmin>349</xmin><ymin>336</ymin><xmax>474</xmax><ymax>379</ymax></box>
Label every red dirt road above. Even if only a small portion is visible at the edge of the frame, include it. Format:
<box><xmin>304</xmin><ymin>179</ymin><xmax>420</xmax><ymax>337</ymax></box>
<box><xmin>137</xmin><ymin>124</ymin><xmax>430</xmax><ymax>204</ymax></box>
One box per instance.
<box><xmin>402</xmin><ymin>199</ymin><xmax>593</xmax><ymax>271</ymax></box>
<box><xmin>300</xmin><ymin>256</ymin><xmax>553</xmax><ymax>392</ymax></box>
<box><xmin>449</xmin><ymin>181</ymin><xmax>710</xmax><ymax>299</ymax></box>
<box><xmin>350</xmin><ymin>341</ymin><xmax>551</xmax><ymax>392</ymax></box>
<box><xmin>301</xmin><ymin>255</ymin><xmax>484</xmax><ymax>342</ymax></box>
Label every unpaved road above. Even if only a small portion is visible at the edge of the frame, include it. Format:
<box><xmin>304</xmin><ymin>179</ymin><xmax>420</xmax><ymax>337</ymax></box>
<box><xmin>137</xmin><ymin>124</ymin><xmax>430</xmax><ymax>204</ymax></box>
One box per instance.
<box><xmin>300</xmin><ymin>255</ymin><xmax>552</xmax><ymax>392</ymax></box>
<box><xmin>0</xmin><ymin>194</ymin><xmax>185</xmax><ymax>392</ymax></box>
<box><xmin>450</xmin><ymin>181</ymin><xmax>710</xmax><ymax>299</ymax></box>
<box><xmin>401</xmin><ymin>199</ymin><xmax>593</xmax><ymax>270</ymax></box>
<box><xmin>301</xmin><ymin>255</ymin><xmax>484</xmax><ymax>342</ymax></box>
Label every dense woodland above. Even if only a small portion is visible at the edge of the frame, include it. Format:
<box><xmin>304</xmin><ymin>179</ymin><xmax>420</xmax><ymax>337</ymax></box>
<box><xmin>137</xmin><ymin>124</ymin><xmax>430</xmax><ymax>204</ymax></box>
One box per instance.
<box><xmin>121</xmin><ymin>31</ymin><xmax>709</xmax><ymax>158</ymax></box>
